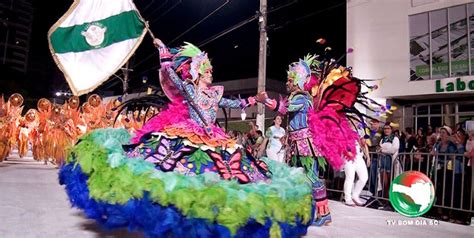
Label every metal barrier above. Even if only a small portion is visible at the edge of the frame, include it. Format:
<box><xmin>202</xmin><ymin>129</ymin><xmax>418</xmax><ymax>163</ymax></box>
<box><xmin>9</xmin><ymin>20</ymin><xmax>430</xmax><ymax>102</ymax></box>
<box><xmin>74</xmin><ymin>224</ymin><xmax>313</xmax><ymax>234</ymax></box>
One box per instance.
<box><xmin>321</xmin><ymin>152</ymin><xmax>474</xmax><ymax>214</ymax></box>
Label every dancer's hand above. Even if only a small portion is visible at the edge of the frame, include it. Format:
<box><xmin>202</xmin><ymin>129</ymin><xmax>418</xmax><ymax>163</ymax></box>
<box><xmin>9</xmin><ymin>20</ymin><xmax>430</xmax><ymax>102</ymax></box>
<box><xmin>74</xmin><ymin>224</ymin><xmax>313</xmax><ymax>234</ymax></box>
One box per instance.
<box><xmin>153</xmin><ymin>38</ymin><xmax>164</xmax><ymax>48</ymax></box>
<box><xmin>255</xmin><ymin>91</ymin><xmax>269</xmax><ymax>103</ymax></box>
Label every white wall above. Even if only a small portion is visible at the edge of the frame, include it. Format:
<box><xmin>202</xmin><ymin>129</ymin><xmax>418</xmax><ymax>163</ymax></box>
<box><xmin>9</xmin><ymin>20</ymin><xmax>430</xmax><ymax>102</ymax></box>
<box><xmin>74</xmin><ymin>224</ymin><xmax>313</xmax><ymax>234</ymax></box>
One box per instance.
<box><xmin>347</xmin><ymin>0</ymin><xmax>474</xmax><ymax>99</ymax></box>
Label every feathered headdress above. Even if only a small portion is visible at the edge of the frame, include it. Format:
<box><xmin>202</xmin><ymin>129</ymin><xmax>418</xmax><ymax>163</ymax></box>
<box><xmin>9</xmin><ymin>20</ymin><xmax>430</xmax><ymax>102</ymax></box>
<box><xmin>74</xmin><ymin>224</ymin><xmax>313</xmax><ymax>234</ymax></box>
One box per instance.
<box><xmin>174</xmin><ymin>42</ymin><xmax>212</xmax><ymax>82</ymax></box>
<box><xmin>287</xmin><ymin>54</ymin><xmax>318</xmax><ymax>90</ymax></box>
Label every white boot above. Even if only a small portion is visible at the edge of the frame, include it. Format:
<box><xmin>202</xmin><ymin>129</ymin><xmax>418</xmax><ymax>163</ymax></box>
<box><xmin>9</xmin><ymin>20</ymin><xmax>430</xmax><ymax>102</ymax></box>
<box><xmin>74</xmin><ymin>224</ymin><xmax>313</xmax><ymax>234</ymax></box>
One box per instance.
<box><xmin>352</xmin><ymin>195</ymin><xmax>365</xmax><ymax>206</ymax></box>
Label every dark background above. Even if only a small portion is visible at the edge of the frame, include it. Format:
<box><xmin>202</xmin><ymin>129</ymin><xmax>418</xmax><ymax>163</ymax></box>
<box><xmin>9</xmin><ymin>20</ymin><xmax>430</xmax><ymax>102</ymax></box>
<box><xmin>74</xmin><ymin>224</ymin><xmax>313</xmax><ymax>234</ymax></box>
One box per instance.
<box><xmin>1</xmin><ymin>0</ymin><xmax>346</xmax><ymax>107</ymax></box>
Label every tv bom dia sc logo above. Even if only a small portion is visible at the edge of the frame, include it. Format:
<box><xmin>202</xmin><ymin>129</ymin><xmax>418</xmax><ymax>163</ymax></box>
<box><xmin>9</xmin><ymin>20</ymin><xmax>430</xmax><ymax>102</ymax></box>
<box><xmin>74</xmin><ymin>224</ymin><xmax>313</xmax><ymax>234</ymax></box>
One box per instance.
<box><xmin>389</xmin><ymin>171</ymin><xmax>435</xmax><ymax>217</ymax></box>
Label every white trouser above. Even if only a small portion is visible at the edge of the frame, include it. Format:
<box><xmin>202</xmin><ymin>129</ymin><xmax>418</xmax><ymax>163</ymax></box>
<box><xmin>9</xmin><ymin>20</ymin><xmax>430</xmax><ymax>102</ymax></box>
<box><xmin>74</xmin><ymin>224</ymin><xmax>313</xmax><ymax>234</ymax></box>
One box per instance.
<box><xmin>266</xmin><ymin>148</ymin><xmax>285</xmax><ymax>163</ymax></box>
<box><xmin>343</xmin><ymin>156</ymin><xmax>368</xmax><ymax>202</ymax></box>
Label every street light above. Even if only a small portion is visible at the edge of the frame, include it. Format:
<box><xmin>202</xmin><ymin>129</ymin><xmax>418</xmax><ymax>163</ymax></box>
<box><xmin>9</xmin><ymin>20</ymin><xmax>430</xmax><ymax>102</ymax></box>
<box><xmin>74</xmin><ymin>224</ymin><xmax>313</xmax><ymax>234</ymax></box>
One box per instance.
<box><xmin>55</xmin><ymin>91</ymin><xmax>73</xmax><ymax>97</ymax></box>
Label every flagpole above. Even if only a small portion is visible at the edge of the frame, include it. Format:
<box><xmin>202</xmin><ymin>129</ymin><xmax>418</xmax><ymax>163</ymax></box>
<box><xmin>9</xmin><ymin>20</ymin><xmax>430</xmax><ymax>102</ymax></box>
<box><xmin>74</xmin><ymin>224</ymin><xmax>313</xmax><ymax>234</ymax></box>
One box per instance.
<box><xmin>143</xmin><ymin>21</ymin><xmax>157</xmax><ymax>40</ymax></box>
<box><xmin>141</xmin><ymin>20</ymin><xmax>215</xmax><ymax>136</ymax></box>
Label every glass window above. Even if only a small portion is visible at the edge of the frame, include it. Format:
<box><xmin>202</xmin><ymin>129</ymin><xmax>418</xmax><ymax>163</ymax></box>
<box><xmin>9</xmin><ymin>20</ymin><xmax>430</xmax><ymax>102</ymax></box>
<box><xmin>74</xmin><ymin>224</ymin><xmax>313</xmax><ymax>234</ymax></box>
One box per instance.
<box><xmin>417</xmin><ymin>117</ymin><xmax>429</xmax><ymax>130</ymax></box>
<box><xmin>430</xmin><ymin>104</ymin><xmax>442</xmax><ymax>114</ymax></box>
<box><xmin>431</xmin><ymin>9</ymin><xmax>449</xmax><ymax>78</ymax></box>
<box><xmin>430</xmin><ymin>116</ymin><xmax>442</xmax><ymax>128</ymax></box>
<box><xmin>458</xmin><ymin>103</ymin><xmax>474</xmax><ymax>112</ymax></box>
<box><xmin>409</xmin><ymin>4</ymin><xmax>474</xmax><ymax>79</ymax></box>
<box><xmin>410</xmin><ymin>13</ymin><xmax>430</xmax><ymax>81</ymax></box>
<box><xmin>469</xmin><ymin>3</ymin><xmax>474</xmax><ymax>74</ymax></box>
<box><xmin>410</xmin><ymin>102</ymin><xmax>474</xmax><ymax>131</ymax></box>
<box><xmin>449</xmin><ymin>5</ymin><xmax>468</xmax><ymax>76</ymax></box>
<box><xmin>417</xmin><ymin>105</ymin><xmax>429</xmax><ymax>115</ymax></box>
<box><xmin>459</xmin><ymin>115</ymin><xmax>474</xmax><ymax>124</ymax></box>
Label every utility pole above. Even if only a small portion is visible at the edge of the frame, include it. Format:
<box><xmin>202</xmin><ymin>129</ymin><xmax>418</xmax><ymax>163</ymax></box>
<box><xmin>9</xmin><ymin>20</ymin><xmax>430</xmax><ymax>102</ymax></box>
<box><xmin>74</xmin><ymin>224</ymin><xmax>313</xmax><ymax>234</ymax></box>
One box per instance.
<box><xmin>256</xmin><ymin>0</ymin><xmax>267</xmax><ymax>132</ymax></box>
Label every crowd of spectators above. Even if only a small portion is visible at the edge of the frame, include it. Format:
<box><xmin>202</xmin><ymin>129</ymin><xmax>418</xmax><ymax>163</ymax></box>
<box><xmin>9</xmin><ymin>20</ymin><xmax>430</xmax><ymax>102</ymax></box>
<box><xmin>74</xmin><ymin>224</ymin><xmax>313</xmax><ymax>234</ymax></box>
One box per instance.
<box><xmin>366</xmin><ymin>120</ymin><xmax>473</xmax><ymax>224</ymax></box>
<box><xmin>226</xmin><ymin>118</ymin><xmax>473</xmax><ymax>225</ymax></box>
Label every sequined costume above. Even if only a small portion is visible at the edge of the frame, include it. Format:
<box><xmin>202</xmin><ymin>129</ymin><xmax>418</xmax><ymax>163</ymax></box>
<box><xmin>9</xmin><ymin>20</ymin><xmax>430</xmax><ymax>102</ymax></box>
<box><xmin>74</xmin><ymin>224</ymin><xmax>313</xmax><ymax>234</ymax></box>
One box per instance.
<box><xmin>264</xmin><ymin>51</ymin><xmax>382</xmax><ymax>226</ymax></box>
<box><xmin>59</xmin><ymin>40</ymin><xmax>314</xmax><ymax>237</ymax></box>
<box><xmin>286</xmin><ymin>91</ymin><xmax>331</xmax><ymax>226</ymax></box>
<box><xmin>0</xmin><ymin>94</ymin><xmax>24</xmax><ymax>162</ymax></box>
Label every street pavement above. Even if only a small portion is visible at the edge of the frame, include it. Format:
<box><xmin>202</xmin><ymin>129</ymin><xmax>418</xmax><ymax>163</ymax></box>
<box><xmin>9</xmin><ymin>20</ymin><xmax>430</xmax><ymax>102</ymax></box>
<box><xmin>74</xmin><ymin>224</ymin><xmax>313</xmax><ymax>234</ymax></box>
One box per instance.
<box><xmin>0</xmin><ymin>154</ymin><xmax>472</xmax><ymax>238</ymax></box>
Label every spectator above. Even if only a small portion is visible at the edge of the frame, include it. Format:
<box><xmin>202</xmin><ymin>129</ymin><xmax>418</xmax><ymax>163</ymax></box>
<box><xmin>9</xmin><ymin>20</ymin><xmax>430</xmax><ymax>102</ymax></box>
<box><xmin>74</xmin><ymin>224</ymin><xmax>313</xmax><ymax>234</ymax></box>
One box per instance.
<box><xmin>367</xmin><ymin>119</ymin><xmax>382</xmax><ymax>152</ymax></box>
<box><xmin>416</xmin><ymin>128</ymin><xmax>426</xmax><ymax>151</ymax></box>
<box><xmin>434</xmin><ymin>126</ymin><xmax>441</xmax><ymax>141</ymax></box>
<box><xmin>452</xmin><ymin>128</ymin><xmax>469</xmax><ymax>224</ymax></box>
<box><xmin>368</xmin><ymin>119</ymin><xmax>382</xmax><ymax>195</ymax></box>
<box><xmin>426</xmin><ymin>125</ymin><xmax>438</xmax><ymax>152</ymax></box>
<box><xmin>427</xmin><ymin>125</ymin><xmax>434</xmax><ymax>137</ymax></box>
<box><xmin>344</xmin><ymin>136</ymin><xmax>369</xmax><ymax>207</ymax></box>
<box><xmin>265</xmin><ymin>115</ymin><xmax>286</xmax><ymax>163</ymax></box>
<box><xmin>464</xmin><ymin>130</ymin><xmax>474</xmax><ymax>225</ymax></box>
<box><xmin>253</xmin><ymin>130</ymin><xmax>265</xmax><ymax>157</ymax></box>
<box><xmin>465</xmin><ymin>130</ymin><xmax>474</xmax><ymax>166</ymax></box>
<box><xmin>395</xmin><ymin>129</ymin><xmax>406</xmax><ymax>153</ymax></box>
<box><xmin>405</xmin><ymin>127</ymin><xmax>422</xmax><ymax>171</ymax></box>
<box><xmin>455</xmin><ymin>122</ymin><xmax>463</xmax><ymax>132</ymax></box>
<box><xmin>235</xmin><ymin>131</ymin><xmax>244</xmax><ymax>145</ymax></box>
<box><xmin>378</xmin><ymin>123</ymin><xmax>400</xmax><ymax>199</ymax></box>
<box><xmin>405</xmin><ymin>127</ymin><xmax>417</xmax><ymax>152</ymax></box>
<box><xmin>431</xmin><ymin>126</ymin><xmax>458</xmax><ymax>221</ymax></box>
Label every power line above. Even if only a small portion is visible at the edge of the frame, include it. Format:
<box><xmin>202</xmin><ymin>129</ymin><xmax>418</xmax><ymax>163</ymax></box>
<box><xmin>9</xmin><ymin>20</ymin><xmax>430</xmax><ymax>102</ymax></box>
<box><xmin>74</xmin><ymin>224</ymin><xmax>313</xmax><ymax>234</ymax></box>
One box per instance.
<box><xmin>142</xmin><ymin>0</ymin><xmax>157</xmax><ymax>12</ymax></box>
<box><xmin>128</xmin><ymin>0</ymin><xmax>316</xmax><ymax>84</ymax></box>
<box><xmin>269</xmin><ymin>2</ymin><xmax>345</xmax><ymax>31</ymax></box>
<box><xmin>169</xmin><ymin>0</ymin><xmax>230</xmax><ymax>45</ymax></box>
<box><xmin>198</xmin><ymin>14</ymin><xmax>257</xmax><ymax>47</ymax></box>
<box><xmin>150</xmin><ymin>0</ymin><xmax>181</xmax><ymax>24</ymax></box>
<box><xmin>198</xmin><ymin>0</ymin><xmax>298</xmax><ymax>47</ymax></box>
<box><xmin>132</xmin><ymin>0</ymin><xmax>228</xmax><ymax>70</ymax></box>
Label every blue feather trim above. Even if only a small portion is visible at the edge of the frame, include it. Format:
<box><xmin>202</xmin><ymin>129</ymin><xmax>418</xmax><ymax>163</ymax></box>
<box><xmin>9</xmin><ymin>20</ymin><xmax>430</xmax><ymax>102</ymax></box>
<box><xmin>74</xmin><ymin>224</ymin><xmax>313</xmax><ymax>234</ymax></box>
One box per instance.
<box><xmin>59</xmin><ymin>163</ymin><xmax>311</xmax><ymax>238</ymax></box>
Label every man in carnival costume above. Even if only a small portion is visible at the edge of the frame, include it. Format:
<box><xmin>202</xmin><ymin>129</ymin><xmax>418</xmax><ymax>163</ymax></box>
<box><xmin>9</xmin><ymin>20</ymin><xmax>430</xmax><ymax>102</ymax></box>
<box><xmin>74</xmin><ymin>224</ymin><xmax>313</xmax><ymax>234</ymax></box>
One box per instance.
<box><xmin>261</xmin><ymin>47</ymin><xmax>384</xmax><ymax>226</ymax></box>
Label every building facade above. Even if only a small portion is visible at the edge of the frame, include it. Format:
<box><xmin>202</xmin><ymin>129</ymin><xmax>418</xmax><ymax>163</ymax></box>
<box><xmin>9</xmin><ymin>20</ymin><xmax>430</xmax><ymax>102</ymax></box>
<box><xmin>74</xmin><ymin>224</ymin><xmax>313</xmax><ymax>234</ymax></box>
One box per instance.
<box><xmin>348</xmin><ymin>0</ymin><xmax>474</xmax><ymax>131</ymax></box>
<box><xmin>0</xmin><ymin>0</ymin><xmax>33</xmax><ymax>73</ymax></box>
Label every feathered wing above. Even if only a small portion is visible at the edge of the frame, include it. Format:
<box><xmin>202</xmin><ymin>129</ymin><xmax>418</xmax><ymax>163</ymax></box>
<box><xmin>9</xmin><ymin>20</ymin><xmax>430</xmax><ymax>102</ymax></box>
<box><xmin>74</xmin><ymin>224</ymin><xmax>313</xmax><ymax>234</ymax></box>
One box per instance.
<box><xmin>316</xmin><ymin>77</ymin><xmax>361</xmax><ymax>112</ymax></box>
<box><xmin>307</xmin><ymin>107</ymin><xmax>358</xmax><ymax>170</ymax></box>
<box><xmin>306</xmin><ymin>69</ymin><xmax>363</xmax><ymax>170</ymax></box>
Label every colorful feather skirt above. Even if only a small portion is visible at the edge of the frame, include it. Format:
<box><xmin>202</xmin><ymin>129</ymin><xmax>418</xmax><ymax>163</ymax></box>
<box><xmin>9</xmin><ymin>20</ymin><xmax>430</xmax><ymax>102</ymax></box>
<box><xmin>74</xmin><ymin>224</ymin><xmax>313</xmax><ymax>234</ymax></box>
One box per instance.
<box><xmin>59</xmin><ymin>128</ymin><xmax>314</xmax><ymax>238</ymax></box>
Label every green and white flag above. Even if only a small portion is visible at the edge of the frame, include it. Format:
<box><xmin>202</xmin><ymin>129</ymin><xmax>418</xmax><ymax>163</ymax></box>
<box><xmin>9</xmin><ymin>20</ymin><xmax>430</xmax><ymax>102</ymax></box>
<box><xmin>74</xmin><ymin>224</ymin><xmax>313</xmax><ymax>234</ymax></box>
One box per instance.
<box><xmin>48</xmin><ymin>0</ymin><xmax>146</xmax><ymax>95</ymax></box>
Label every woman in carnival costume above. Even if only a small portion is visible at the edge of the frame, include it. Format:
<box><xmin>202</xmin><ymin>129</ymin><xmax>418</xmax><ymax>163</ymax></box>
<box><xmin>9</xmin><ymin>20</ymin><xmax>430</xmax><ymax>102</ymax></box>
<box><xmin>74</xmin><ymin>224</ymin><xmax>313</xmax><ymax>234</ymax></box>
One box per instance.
<box><xmin>18</xmin><ymin>108</ymin><xmax>40</xmax><ymax>158</ymax></box>
<box><xmin>261</xmin><ymin>47</ymin><xmax>384</xmax><ymax>226</ymax></box>
<box><xmin>0</xmin><ymin>93</ymin><xmax>24</xmax><ymax>162</ymax></box>
<box><xmin>59</xmin><ymin>38</ymin><xmax>314</xmax><ymax>238</ymax></box>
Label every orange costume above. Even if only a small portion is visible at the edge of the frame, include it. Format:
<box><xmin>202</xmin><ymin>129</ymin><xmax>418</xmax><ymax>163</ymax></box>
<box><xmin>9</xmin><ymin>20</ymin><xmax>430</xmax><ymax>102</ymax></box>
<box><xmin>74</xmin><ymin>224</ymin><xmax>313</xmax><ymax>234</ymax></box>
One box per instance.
<box><xmin>0</xmin><ymin>94</ymin><xmax>24</xmax><ymax>161</ymax></box>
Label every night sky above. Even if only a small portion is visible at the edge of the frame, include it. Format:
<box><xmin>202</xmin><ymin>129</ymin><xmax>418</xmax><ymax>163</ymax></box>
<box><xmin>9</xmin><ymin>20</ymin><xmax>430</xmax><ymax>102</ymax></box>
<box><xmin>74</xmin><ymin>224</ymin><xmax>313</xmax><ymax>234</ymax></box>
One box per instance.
<box><xmin>3</xmin><ymin>0</ymin><xmax>346</xmax><ymax>104</ymax></box>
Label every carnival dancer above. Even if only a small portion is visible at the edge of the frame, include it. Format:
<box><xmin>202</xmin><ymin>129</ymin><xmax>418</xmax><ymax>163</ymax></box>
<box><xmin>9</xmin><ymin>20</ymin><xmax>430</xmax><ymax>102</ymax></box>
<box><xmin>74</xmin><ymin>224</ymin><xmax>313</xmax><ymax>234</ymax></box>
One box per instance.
<box><xmin>260</xmin><ymin>48</ymin><xmax>384</xmax><ymax>226</ymax></box>
<box><xmin>59</xmin><ymin>38</ymin><xmax>314</xmax><ymax>237</ymax></box>
<box><xmin>25</xmin><ymin>109</ymin><xmax>42</xmax><ymax>161</ymax></box>
<box><xmin>0</xmin><ymin>94</ymin><xmax>24</xmax><ymax>161</ymax></box>
<box><xmin>0</xmin><ymin>95</ymin><xmax>12</xmax><ymax>162</ymax></box>
<box><xmin>17</xmin><ymin>118</ymin><xmax>30</xmax><ymax>158</ymax></box>
<box><xmin>34</xmin><ymin>98</ymin><xmax>52</xmax><ymax>164</ymax></box>
<box><xmin>66</xmin><ymin>96</ymin><xmax>86</xmax><ymax>141</ymax></box>
<box><xmin>18</xmin><ymin>109</ymin><xmax>39</xmax><ymax>158</ymax></box>
<box><xmin>48</xmin><ymin>104</ymin><xmax>76</xmax><ymax>166</ymax></box>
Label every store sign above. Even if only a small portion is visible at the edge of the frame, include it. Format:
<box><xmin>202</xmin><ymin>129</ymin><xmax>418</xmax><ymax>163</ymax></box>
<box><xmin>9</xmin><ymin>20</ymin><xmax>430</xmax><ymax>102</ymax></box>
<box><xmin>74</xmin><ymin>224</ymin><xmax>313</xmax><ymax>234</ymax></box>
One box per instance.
<box><xmin>435</xmin><ymin>78</ymin><xmax>474</xmax><ymax>92</ymax></box>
